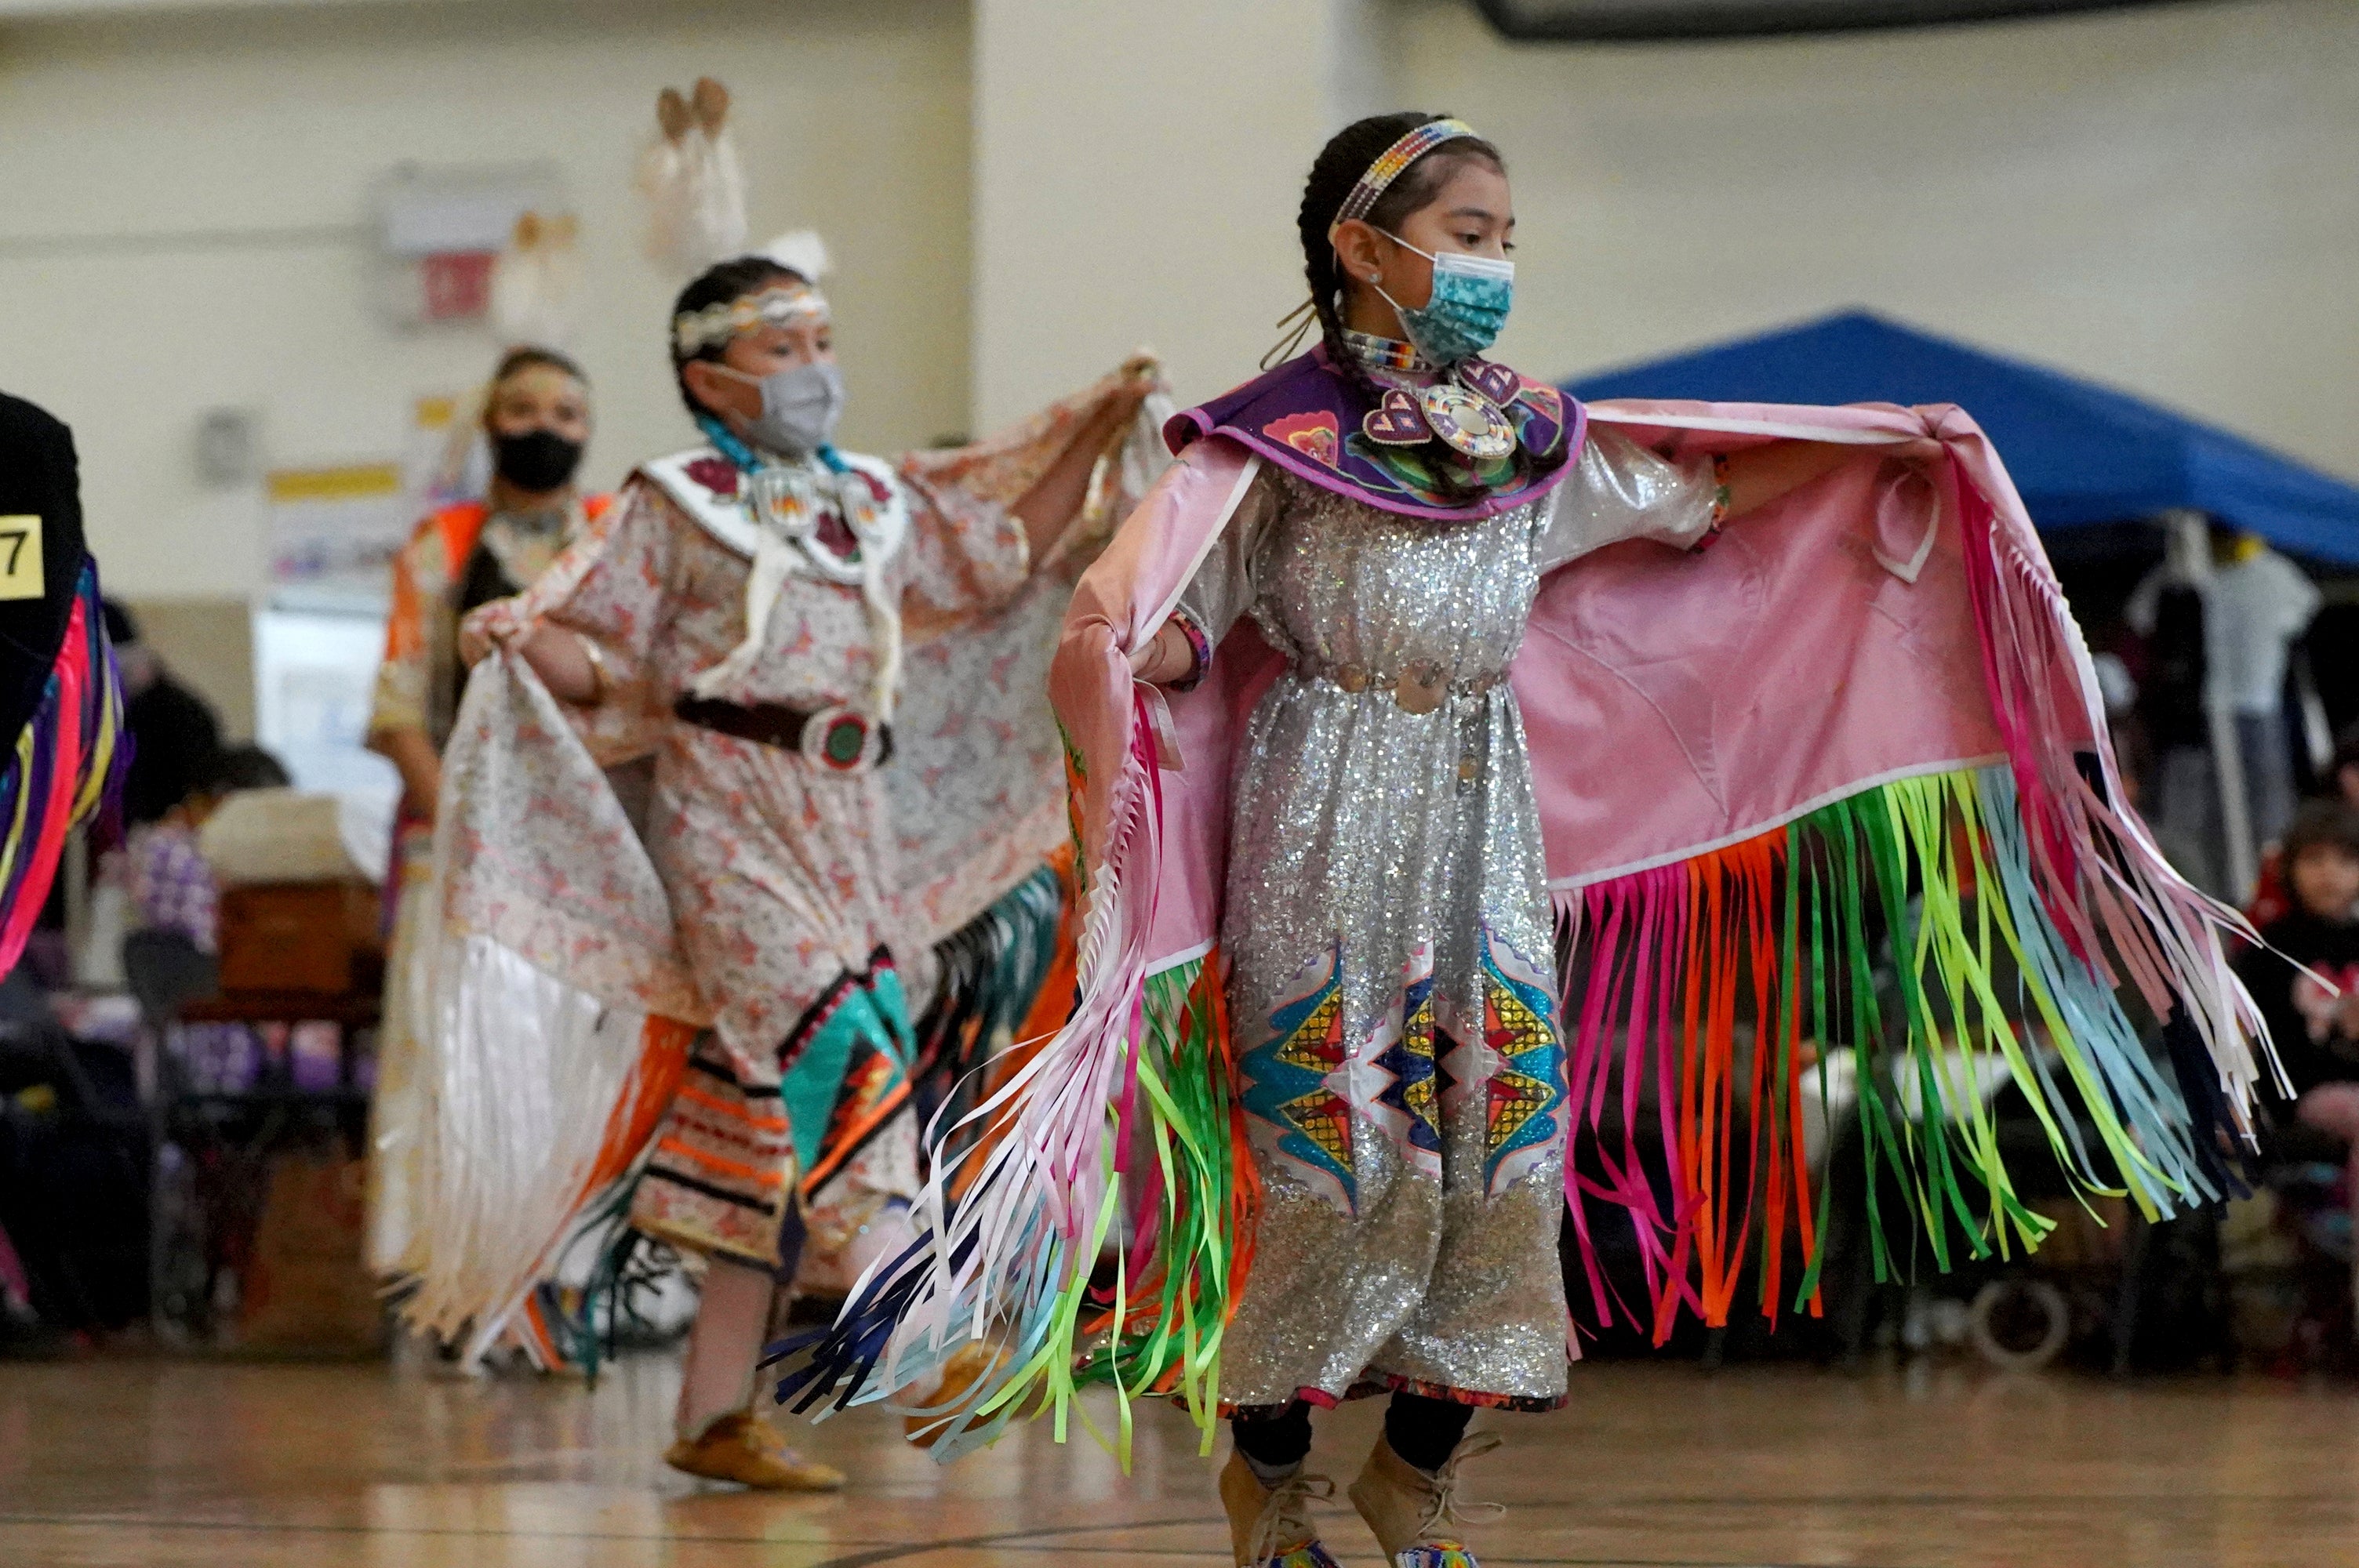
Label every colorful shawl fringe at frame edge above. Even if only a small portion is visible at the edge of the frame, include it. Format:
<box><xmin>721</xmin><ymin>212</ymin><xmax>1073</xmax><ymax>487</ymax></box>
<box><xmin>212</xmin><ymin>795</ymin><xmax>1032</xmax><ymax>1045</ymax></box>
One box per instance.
<box><xmin>1555</xmin><ymin>758</ymin><xmax>2235</xmax><ymax>1346</ymax></box>
<box><xmin>0</xmin><ymin>564</ymin><xmax>128</xmax><ymax>974</ymax></box>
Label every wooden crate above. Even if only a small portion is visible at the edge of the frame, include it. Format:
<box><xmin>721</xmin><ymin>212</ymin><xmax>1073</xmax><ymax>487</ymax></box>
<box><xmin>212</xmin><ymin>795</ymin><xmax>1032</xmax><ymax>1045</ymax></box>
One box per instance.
<box><xmin>216</xmin><ymin>880</ymin><xmax>383</xmax><ymax>995</ymax></box>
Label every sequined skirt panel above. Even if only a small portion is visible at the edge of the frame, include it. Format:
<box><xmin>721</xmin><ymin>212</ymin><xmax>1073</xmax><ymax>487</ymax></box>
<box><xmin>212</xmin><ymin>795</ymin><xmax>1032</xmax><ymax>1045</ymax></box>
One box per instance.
<box><xmin>1220</xmin><ymin>676</ymin><xmax>1569</xmax><ymax>1409</ymax></box>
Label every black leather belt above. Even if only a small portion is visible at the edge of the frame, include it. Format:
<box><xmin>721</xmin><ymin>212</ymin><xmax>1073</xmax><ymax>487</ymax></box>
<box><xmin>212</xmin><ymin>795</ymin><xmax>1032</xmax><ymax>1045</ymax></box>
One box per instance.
<box><xmin>673</xmin><ymin>695</ymin><xmax>895</xmax><ymax>771</ymax></box>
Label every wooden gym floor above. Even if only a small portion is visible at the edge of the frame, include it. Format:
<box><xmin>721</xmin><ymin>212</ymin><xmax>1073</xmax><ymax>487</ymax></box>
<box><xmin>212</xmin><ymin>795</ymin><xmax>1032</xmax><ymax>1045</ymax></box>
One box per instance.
<box><xmin>2</xmin><ymin>1354</ymin><xmax>2357</xmax><ymax>1567</ymax></box>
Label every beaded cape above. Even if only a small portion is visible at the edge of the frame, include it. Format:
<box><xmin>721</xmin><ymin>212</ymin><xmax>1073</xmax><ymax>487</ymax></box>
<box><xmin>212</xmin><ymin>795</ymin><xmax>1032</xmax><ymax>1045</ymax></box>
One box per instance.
<box><xmin>1165</xmin><ymin>346</ymin><xmax>1583</xmax><ymax>522</ymax></box>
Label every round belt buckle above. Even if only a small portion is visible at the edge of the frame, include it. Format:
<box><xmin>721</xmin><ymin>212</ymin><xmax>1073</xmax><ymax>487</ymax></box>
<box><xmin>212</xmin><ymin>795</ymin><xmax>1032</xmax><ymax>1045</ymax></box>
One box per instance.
<box><xmin>1393</xmin><ymin>662</ymin><xmax>1448</xmax><ymax>715</ymax></box>
<box><xmin>803</xmin><ymin>706</ymin><xmax>875</xmax><ymax>771</ymax></box>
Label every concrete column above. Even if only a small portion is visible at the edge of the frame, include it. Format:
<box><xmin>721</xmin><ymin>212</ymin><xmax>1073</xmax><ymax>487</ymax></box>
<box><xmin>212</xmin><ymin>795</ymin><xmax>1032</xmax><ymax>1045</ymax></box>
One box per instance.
<box><xmin>970</xmin><ymin>0</ymin><xmax>1395</xmax><ymax>428</ymax></box>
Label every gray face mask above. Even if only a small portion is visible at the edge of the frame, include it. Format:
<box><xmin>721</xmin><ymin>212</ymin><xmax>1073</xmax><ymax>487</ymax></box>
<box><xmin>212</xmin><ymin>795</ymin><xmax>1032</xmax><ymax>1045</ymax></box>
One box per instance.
<box><xmin>719</xmin><ymin>360</ymin><xmax>846</xmax><ymax>459</ymax></box>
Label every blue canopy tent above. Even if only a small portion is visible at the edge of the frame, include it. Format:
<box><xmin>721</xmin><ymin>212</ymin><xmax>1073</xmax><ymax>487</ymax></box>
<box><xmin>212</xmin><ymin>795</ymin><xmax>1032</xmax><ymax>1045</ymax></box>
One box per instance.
<box><xmin>1565</xmin><ymin>310</ymin><xmax>2359</xmax><ymax>566</ymax></box>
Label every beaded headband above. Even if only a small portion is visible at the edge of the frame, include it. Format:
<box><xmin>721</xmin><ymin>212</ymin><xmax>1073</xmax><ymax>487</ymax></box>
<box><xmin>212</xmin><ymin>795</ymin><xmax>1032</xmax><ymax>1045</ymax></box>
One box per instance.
<box><xmin>1329</xmin><ymin>118</ymin><xmax>1479</xmax><ymax>235</ymax></box>
<box><xmin>672</xmin><ymin>283</ymin><xmax>831</xmax><ymax>358</ymax></box>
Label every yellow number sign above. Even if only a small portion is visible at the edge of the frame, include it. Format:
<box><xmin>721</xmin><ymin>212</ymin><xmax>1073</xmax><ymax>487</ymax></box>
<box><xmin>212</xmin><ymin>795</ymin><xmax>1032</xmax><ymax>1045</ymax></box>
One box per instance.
<box><xmin>0</xmin><ymin>516</ymin><xmax>42</xmax><ymax>601</ymax></box>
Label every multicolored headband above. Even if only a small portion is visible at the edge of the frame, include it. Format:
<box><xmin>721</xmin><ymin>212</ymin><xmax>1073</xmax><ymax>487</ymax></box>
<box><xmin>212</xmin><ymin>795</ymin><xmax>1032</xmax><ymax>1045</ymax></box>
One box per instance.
<box><xmin>1329</xmin><ymin>118</ymin><xmax>1479</xmax><ymax>234</ymax></box>
<box><xmin>672</xmin><ymin>283</ymin><xmax>831</xmax><ymax>358</ymax></box>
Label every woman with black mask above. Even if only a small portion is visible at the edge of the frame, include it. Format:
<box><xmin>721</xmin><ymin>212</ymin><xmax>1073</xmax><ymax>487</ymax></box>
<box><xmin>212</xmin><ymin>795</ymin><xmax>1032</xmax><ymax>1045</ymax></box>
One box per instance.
<box><xmin>363</xmin><ymin>345</ymin><xmax>610</xmax><ymax>1342</ymax></box>
<box><xmin>369</xmin><ymin>345</ymin><xmax>603</xmax><ymax>811</ymax></box>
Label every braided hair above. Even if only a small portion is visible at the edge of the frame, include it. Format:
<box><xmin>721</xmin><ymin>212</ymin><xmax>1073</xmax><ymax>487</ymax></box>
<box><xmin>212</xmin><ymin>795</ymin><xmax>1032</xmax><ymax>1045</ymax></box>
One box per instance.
<box><xmin>1296</xmin><ymin>113</ymin><xmax>1544</xmax><ymax>504</ymax></box>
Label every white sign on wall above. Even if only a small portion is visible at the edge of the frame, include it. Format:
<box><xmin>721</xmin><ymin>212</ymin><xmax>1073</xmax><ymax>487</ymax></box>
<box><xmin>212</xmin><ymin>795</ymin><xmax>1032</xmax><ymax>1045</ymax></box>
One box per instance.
<box><xmin>373</xmin><ymin>161</ymin><xmax>569</xmax><ymax>328</ymax></box>
<box><xmin>264</xmin><ymin>463</ymin><xmax>412</xmax><ymax>591</ymax></box>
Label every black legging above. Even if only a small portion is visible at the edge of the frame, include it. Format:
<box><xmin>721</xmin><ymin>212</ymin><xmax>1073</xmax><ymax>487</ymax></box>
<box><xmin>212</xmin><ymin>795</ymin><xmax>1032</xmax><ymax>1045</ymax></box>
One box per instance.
<box><xmin>1232</xmin><ymin>1392</ymin><xmax>1473</xmax><ymax>1473</ymax></box>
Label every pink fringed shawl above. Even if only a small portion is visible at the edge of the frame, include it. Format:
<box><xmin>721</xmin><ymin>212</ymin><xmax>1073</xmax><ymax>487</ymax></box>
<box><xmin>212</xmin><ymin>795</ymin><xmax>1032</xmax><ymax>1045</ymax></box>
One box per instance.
<box><xmin>1065</xmin><ymin>403</ymin><xmax>2238</xmax><ymax>998</ymax></box>
<box><xmin>805</xmin><ymin>399</ymin><xmax>2266</xmax><ymax>1458</ymax></box>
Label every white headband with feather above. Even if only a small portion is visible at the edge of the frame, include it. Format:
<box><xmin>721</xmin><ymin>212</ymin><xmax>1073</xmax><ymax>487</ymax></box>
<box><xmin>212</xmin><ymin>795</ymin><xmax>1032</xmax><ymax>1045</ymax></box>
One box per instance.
<box><xmin>671</xmin><ymin>231</ymin><xmax>839</xmax><ymax>356</ymax></box>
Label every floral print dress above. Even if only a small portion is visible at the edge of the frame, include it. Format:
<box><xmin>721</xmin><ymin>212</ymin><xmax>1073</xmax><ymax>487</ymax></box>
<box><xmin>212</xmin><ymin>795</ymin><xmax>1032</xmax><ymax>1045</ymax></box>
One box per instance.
<box><xmin>478</xmin><ymin>457</ymin><xmax>1029</xmax><ymax>1271</ymax></box>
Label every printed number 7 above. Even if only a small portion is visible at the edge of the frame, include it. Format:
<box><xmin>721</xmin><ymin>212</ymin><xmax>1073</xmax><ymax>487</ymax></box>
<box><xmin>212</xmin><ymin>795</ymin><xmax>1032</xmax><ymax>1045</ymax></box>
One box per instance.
<box><xmin>0</xmin><ymin>531</ymin><xmax>26</xmax><ymax>576</ymax></box>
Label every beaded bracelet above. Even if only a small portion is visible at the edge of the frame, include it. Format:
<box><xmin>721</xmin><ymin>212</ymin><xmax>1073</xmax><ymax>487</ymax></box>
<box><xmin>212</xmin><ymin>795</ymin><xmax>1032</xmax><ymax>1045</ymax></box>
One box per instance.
<box><xmin>575</xmin><ymin>632</ymin><xmax>613</xmax><ymax>706</ymax></box>
<box><xmin>1691</xmin><ymin>452</ymin><xmax>1734</xmax><ymax>552</ymax></box>
<box><xmin>1163</xmin><ymin>610</ymin><xmax>1215</xmax><ymax>693</ymax></box>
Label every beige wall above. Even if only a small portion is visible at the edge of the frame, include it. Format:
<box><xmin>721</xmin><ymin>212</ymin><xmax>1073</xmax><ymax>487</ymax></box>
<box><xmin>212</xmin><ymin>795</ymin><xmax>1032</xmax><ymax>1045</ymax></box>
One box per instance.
<box><xmin>1397</xmin><ymin>0</ymin><xmax>2359</xmax><ymax>474</ymax></box>
<box><xmin>980</xmin><ymin>0</ymin><xmax>2357</xmax><ymax>474</ymax></box>
<box><xmin>971</xmin><ymin>0</ymin><xmax>1398</xmax><ymax>427</ymax></box>
<box><xmin>0</xmin><ymin>0</ymin><xmax>973</xmax><ymax>604</ymax></box>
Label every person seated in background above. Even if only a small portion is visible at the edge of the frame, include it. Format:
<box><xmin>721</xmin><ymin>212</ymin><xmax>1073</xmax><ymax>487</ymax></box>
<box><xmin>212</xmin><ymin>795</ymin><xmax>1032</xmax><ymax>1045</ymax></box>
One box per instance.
<box><xmin>2235</xmin><ymin>800</ymin><xmax>2359</xmax><ymax>1243</ymax></box>
<box><xmin>2246</xmin><ymin>725</ymin><xmax>2359</xmax><ymax>928</ymax></box>
<box><xmin>104</xmin><ymin>600</ymin><xmax>225</xmax><ymax>828</ymax></box>
<box><xmin>123</xmin><ymin>744</ymin><xmax>289</xmax><ymax>1093</ymax></box>
<box><xmin>127</xmin><ymin>744</ymin><xmax>291</xmax><ymax>951</ymax></box>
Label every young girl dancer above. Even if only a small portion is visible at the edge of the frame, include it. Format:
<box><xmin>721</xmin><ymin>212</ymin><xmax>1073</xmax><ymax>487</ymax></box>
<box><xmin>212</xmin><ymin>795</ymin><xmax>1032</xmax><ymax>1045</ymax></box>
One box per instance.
<box><xmin>1127</xmin><ymin>112</ymin><xmax>1858</xmax><ymax>1568</ymax></box>
<box><xmin>787</xmin><ymin>113</ymin><xmax>2265</xmax><ymax>1568</ymax></box>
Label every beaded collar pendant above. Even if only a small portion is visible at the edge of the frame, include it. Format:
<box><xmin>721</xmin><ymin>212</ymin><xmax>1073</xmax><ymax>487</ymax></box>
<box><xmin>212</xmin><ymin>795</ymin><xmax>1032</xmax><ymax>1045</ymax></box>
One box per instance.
<box><xmin>692</xmin><ymin>410</ymin><xmax>876</xmax><ymax>574</ymax></box>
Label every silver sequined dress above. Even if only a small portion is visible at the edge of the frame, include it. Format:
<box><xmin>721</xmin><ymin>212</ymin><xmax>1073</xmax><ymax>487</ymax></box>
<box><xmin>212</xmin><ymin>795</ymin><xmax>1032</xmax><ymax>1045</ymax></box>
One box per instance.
<box><xmin>1175</xmin><ymin>354</ymin><xmax>1720</xmax><ymax>1409</ymax></box>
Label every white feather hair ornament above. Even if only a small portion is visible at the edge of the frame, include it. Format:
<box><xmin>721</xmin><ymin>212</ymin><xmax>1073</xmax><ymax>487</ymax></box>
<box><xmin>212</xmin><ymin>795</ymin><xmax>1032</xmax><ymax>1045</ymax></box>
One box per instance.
<box><xmin>760</xmin><ymin>229</ymin><xmax>831</xmax><ymax>285</ymax></box>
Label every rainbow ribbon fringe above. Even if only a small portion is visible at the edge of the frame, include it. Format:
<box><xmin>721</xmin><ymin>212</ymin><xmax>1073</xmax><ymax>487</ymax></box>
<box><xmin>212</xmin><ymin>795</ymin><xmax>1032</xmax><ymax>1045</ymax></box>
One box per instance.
<box><xmin>771</xmin><ymin>703</ymin><xmax>1256</xmax><ymax>1462</ymax></box>
<box><xmin>0</xmin><ymin>564</ymin><xmax>128</xmax><ymax>973</ymax></box>
<box><xmin>1558</xmin><ymin>762</ymin><xmax>2219</xmax><ymax>1341</ymax></box>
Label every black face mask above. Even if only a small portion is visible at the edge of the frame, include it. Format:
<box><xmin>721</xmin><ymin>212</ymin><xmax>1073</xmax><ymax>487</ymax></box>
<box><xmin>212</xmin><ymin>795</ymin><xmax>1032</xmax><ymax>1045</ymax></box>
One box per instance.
<box><xmin>492</xmin><ymin>428</ymin><xmax>584</xmax><ymax>493</ymax></box>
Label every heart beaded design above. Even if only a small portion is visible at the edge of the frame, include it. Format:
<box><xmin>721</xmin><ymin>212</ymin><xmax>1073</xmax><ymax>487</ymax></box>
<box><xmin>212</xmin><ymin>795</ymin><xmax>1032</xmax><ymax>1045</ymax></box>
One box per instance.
<box><xmin>1460</xmin><ymin>358</ymin><xmax>1520</xmax><ymax>410</ymax></box>
<box><xmin>1361</xmin><ymin>388</ymin><xmax>1432</xmax><ymax>446</ymax></box>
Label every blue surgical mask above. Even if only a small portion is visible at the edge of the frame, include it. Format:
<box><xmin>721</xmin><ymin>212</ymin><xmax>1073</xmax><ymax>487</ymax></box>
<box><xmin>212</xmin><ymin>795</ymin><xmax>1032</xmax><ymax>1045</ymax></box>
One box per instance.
<box><xmin>1373</xmin><ymin>234</ymin><xmax>1514</xmax><ymax>367</ymax></box>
